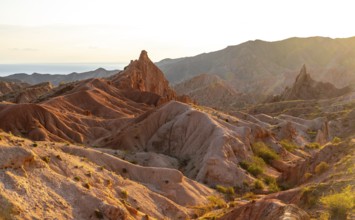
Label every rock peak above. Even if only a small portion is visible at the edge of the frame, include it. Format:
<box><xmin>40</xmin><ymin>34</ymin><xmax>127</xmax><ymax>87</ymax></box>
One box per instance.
<box><xmin>139</xmin><ymin>50</ymin><xmax>149</xmax><ymax>61</ymax></box>
<box><xmin>295</xmin><ymin>64</ymin><xmax>309</xmax><ymax>83</ymax></box>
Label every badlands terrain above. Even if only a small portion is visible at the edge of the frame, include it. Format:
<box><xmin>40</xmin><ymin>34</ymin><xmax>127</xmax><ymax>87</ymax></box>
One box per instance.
<box><xmin>0</xmin><ymin>45</ymin><xmax>354</xmax><ymax>220</ymax></box>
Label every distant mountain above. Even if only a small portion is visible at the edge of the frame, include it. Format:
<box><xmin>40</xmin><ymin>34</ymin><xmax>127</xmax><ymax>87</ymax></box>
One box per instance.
<box><xmin>3</xmin><ymin>67</ymin><xmax>119</xmax><ymax>85</ymax></box>
<box><xmin>174</xmin><ymin>73</ymin><xmax>248</xmax><ymax>109</ymax></box>
<box><xmin>156</xmin><ymin>37</ymin><xmax>355</xmax><ymax>97</ymax></box>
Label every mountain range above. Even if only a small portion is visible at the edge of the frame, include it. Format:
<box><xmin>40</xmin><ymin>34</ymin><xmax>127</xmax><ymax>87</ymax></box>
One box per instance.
<box><xmin>157</xmin><ymin>37</ymin><xmax>355</xmax><ymax>98</ymax></box>
<box><xmin>2</xmin><ymin>67</ymin><xmax>119</xmax><ymax>85</ymax></box>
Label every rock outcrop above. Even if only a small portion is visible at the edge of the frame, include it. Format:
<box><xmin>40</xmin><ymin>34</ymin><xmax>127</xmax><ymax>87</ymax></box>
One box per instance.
<box><xmin>272</xmin><ymin>65</ymin><xmax>351</xmax><ymax>101</ymax></box>
<box><xmin>112</xmin><ymin>50</ymin><xmax>186</xmax><ymax>105</ymax></box>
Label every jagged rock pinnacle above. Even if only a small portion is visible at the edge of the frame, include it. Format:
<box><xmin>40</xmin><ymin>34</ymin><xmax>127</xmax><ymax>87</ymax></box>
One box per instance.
<box><xmin>295</xmin><ymin>64</ymin><xmax>309</xmax><ymax>83</ymax></box>
<box><xmin>139</xmin><ymin>50</ymin><xmax>149</xmax><ymax>61</ymax></box>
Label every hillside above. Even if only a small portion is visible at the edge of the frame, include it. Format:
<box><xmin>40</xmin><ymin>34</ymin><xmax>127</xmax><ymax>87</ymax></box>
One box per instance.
<box><xmin>0</xmin><ymin>50</ymin><xmax>354</xmax><ymax>220</ymax></box>
<box><xmin>174</xmin><ymin>74</ymin><xmax>248</xmax><ymax>109</ymax></box>
<box><xmin>157</xmin><ymin>37</ymin><xmax>355</xmax><ymax>97</ymax></box>
<box><xmin>3</xmin><ymin>68</ymin><xmax>119</xmax><ymax>86</ymax></box>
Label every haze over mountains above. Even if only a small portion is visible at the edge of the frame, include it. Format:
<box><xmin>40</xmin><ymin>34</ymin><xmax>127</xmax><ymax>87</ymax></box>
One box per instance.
<box><xmin>2</xmin><ymin>68</ymin><xmax>119</xmax><ymax>86</ymax></box>
<box><xmin>0</xmin><ymin>38</ymin><xmax>354</xmax><ymax>220</ymax></box>
<box><xmin>157</xmin><ymin>37</ymin><xmax>355</xmax><ymax>97</ymax></box>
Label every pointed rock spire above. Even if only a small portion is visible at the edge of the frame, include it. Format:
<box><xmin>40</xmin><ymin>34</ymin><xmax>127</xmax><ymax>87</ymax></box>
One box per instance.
<box><xmin>295</xmin><ymin>64</ymin><xmax>309</xmax><ymax>83</ymax></box>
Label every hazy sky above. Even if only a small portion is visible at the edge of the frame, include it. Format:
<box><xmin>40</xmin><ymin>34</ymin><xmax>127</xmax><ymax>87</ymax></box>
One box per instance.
<box><xmin>1</xmin><ymin>0</ymin><xmax>354</xmax><ymax>63</ymax></box>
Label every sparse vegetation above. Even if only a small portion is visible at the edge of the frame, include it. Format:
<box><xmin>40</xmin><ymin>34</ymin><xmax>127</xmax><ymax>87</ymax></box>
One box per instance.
<box><xmin>301</xmin><ymin>186</ymin><xmax>317</xmax><ymax>207</ymax></box>
<box><xmin>280</xmin><ymin>139</ymin><xmax>298</xmax><ymax>152</ymax></box>
<box><xmin>41</xmin><ymin>156</ymin><xmax>50</xmax><ymax>164</ymax></box>
<box><xmin>251</xmin><ymin>142</ymin><xmax>279</xmax><ymax>163</ymax></box>
<box><xmin>94</xmin><ymin>209</ymin><xmax>104</xmax><ymax>219</ymax></box>
<box><xmin>303</xmin><ymin>172</ymin><xmax>313</xmax><ymax>180</ymax></box>
<box><xmin>83</xmin><ymin>182</ymin><xmax>91</xmax><ymax>189</ymax></box>
<box><xmin>207</xmin><ymin>195</ymin><xmax>226</xmax><ymax>208</ymax></box>
<box><xmin>307</xmin><ymin>129</ymin><xmax>317</xmax><ymax>138</ymax></box>
<box><xmin>121</xmin><ymin>189</ymin><xmax>128</xmax><ymax>199</ymax></box>
<box><xmin>264</xmin><ymin>176</ymin><xmax>279</xmax><ymax>192</ymax></box>
<box><xmin>215</xmin><ymin>185</ymin><xmax>235</xmax><ymax>195</ymax></box>
<box><xmin>305</xmin><ymin>142</ymin><xmax>321</xmax><ymax>149</ymax></box>
<box><xmin>332</xmin><ymin>137</ymin><xmax>341</xmax><ymax>144</ymax></box>
<box><xmin>320</xmin><ymin>185</ymin><xmax>354</xmax><ymax>219</ymax></box>
<box><xmin>315</xmin><ymin>161</ymin><xmax>329</xmax><ymax>174</ymax></box>
<box><xmin>239</xmin><ymin>156</ymin><xmax>266</xmax><ymax>176</ymax></box>
<box><xmin>254</xmin><ymin>180</ymin><xmax>264</xmax><ymax>190</ymax></box>
<box><xmin>242</xmin><ymin>192</ymin><xmax>256</xmax><ymax>200</ymax></box>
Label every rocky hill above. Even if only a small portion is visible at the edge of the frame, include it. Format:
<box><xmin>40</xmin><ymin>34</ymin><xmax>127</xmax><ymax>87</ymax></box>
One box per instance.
<box><xmin>0</xmin><ymin>80</ymin><xmax>29</xmax><ymax>96</ymax></box>
<box><xmin>157</xmin><ymin>37</ymin><xmax>355</xmax><ymax>97</ymax></box>
<box><xmin>174</xmin><ymin>74</ymin><xmax>248</xmax><ymax>109</ymax></box>
<box><xmin>3</xmin><ymin>68</ymin><xmax>119</xmax><ymax>86</ymax></box>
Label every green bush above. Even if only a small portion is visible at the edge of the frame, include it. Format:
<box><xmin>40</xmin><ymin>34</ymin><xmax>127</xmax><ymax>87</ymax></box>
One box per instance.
<box><xmin>83</xmin><ymin>182</ymin><xmax>91</xmax><ymax>189</ymax></box>
<box><xmin>303</xmin><ymin>172</ymin><xmax>313</xmax><ymax>180</ymax></box>
<box><xmin>320</xmin><ymin>186</ymin><xmax>354</xmax><ymax>219</ymax></box>
<box><xmin>332</xmin><ymin>137</ymin><xmax>341</xmax><ymax>144</ymax></box>
<box><xmin>41</xmin><ymin>156</ymin><xmax>50</xmax><ymax>164</ymax></box>
<box><xmin>305</xmin><ymin>142</ymin><xmax>321</xmax><ymax>149</ymax></box>
<box><xmin>251</xmin><ymin>142</ymin><xmax>279</xmax><ymax>163</ymax></box>
<box><xmin>207</xmin><ymin>195</ymin><xmax>226</xmax><ymax>208</ymax></box>
<box><xmin>254</xmin><ymin>180</ymin><xmax>264</xmax><ymax>190</ymax></box>
<box><xmin>216</xmin><ymin>185</ymin><xmax>235</xmax><ymax>195</ymax></box>
<box><xmin>280</xmin><ymin>139</ymin><xmax>298</xmax><ymax>152</ymax></box>
<box><xmin>121</xmin><ymin>189</ymin><xmax>128</xmax><ymax>199</ymax></box>
<box><xmin>315</xmin><ymin>162</ymin><xmax>329</xmax><ymax>174</ymax></box>
<box><xmin>264</xmin><ymin>176</ymin><xmax>280</xmax><ymax>192</ymax></box>
<box><xmin>239</xmin><ymin>156</ymin><xmax>266</xmax><ymax>177</ymax></box>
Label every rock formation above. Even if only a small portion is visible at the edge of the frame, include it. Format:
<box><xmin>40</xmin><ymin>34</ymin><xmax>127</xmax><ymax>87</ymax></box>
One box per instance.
<box><xmin>273</xmin><ymin>65</ymin><xmax>351</xmax><ymax>101</ymax></box>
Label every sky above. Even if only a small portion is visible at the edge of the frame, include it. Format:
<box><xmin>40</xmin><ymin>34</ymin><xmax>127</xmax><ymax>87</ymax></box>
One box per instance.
<box><xmin>0</xmin><ymin>0</ymin><xmax>354</xmax><ymax>64</ymax></box>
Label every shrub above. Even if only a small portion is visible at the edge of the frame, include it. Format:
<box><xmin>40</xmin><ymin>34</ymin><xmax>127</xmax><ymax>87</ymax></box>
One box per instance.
<box><xmin>83</xmin><ymin>182</ymin><xmax>91</xmax><ymax>189</ymax></box>
<box><xmin>251</xmin><ymin>142</ymin><xmax>279</xmax><ymax>163</ymax></box>
<box><xmin>264</xmin><ymin>176</ymin><xmax>280</xmax><ymax>192</ymax></box>
<box><xmin>254</xmin><ymin>180</ymin><xmax>264</xmax><ymax>190</ymax></box>
<box><xmin>121</xmin><ymin>189</ymin><xmax>128</xmax><ymax>199</ymax></box>
<box><xmin>332</xmin><ymin>137</ymin><xmax>341</xmax><ymax>144</ymax></box>
<box><xmin>242</xmin><ymin>192</ymin><xmax>256</xmax><ymax>200</ymax></box>
<box><xmin>280</xmin><ymin>139</ymin><xmax>298</xmax><ymax>152</ymax></box>
<box><xmin>94</xmin><ymin>209</ymin><xmax>104</xmax><ymax>219</ymax></box>
<box><xmin>305</xmin><ymin>142</ymin><xmax>321</xmax><ymax>149</ymax></box>
<box><xmin>41</xmin><ymin>156</ymin><xmax>50</xmax><ymax>164</ymax></box>
<box><xmin>315</xmin><ymin>162</ymin><xmax>329</xmax><ymax>174</ymax></box>
<box><xmin>301</xmin><ymin>186</ymin><xmax>317</xmax><ymax>207</ymax></box>
<box><xmin>73</xmin><ymin>176</ymin><xmax>80</xmax><ymax>181</ymax></box>
<box><xmin>32</xmin><ymin>143</ymin><xmax>38</xmax><ymax>147</ymax></box>
<box><xmin>207</xmin><ymin>195</ymin><xmax>226</xmax><ymax>208</ymax></box>
<box><xmin>216</xmin><ymin>185</ymin><xmax>234</xmax><ymax>195</ymax></box>
<box><xmin>56</xmin><ymin>155</ymin><xmax>62</xmax><ymax>161</ymax></box>
<box><xmin>239</xmin><ymin>156</ymin><xmax>266</xmax><ymax>177</ymax></box>
<box><xmin>320</xmin><ymin>186</ymin><xmax>354</xmax><ymax>219</ymax></box>
<box><xmin>303</xmin><ymin>172</ymin><xmax>313</xmax><ymax>180</ymax></box>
